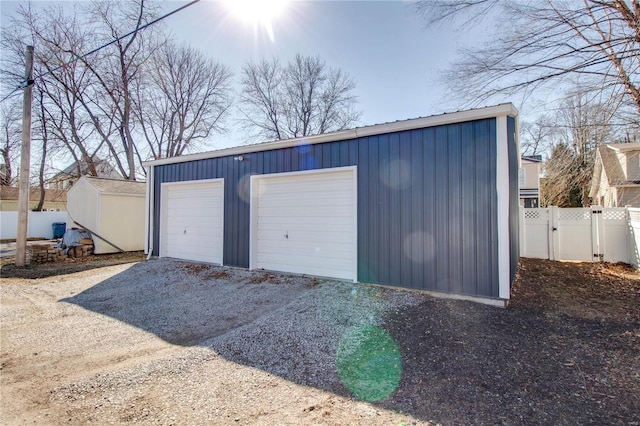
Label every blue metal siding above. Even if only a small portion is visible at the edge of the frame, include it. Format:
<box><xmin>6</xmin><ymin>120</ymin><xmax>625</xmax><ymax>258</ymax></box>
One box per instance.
<box><xmin>152</xmin><ymin>118</ymin><xmax>501</xmax><ymax>297</ymax></box>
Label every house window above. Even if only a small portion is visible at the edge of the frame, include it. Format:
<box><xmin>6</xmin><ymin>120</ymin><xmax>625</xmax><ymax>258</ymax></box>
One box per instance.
<box><xmin>518</xmin><ymin>168</ymin><xmax>525</xmax><ymax>187</ymax></box>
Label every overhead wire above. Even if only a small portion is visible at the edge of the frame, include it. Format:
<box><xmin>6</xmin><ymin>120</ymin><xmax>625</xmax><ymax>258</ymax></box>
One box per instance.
<box><xmin>0</xmin><ymin>0</ymin><xmax>201</xmax><ymax>104</ymax></box>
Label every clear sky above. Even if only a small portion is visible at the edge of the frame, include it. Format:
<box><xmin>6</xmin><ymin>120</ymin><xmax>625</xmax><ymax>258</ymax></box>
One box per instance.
<box><xmin>161</xmin><ymin>0</ymin><xmax>495</xmax><ymax>147</ymax></box>
<box><xmin>0</xmin><ymin>0</ymin><xmax>509</xmax><ymax>151</ymax></box>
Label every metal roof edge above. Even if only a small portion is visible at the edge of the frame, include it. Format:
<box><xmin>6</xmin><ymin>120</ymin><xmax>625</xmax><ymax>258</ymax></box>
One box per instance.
<box><xmin>143</xmin><ymin>103</ymin><xmax>518</xmax><ymax>167</ymax></box>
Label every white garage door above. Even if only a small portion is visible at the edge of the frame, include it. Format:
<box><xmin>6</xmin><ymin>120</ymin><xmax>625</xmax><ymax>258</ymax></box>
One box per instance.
<box><xmin>251</xmin><ymin>167</ymin><xmax>357</xmax><ymax>281</ymax></box>
<box><xmin>161</xmin><ymin>179</ymin><xmax>224</xmax><ymax>264</ymax></box>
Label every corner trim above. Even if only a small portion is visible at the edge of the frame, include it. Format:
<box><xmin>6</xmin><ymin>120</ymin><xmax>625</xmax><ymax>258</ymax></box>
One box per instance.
<box><xmin>496</xmin><ymin>116</ymin><xmax>511</xmax><ymax>299</ymax></box>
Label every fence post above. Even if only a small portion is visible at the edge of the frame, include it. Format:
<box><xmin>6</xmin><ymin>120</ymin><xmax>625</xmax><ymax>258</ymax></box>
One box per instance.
<box><xmin>591</xmin><ymin>206</ymin><xmax>603</xmax><ymax>262</ymax></box>
<box><xmin>519</xmin><ymin>205</ymin><xmax>525</xmax><ymax>256</ymax></box>
<box><xmin>549</xmin><ymin>206</ymin><xmax>559</xmax><ymax>261</ymax></box>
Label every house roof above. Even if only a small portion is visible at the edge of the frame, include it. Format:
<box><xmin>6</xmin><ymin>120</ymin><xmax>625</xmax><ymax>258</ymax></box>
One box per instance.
<box><xmin>49</xmin><ymin>156</ymin><xmax>121</xmax><ymax>181</ymax></box>
<box><xmin>521</xmin><ymin>155</ymin><xmax>542</xmax><ymax>163</ymax></box>
<box><xmin>143</xmin><ymin>103</ymin><xmax>519</xmax><ymax>167</ymax></box>
<box><xmin>590</xmin><ymin>143</ymin><xmax>640</xmax><ymax>198</ymax></box>
<box><xmin>607</xmin><ymin>142</ymin><xmax>640</xmax><ymax>152</ymax></box>
<box><xmin>0</xmin><ymin>186</ymin><xmax>67</xmax><ymax>202</ymax></box>
<box><xmin>601</xmin><ymin>143</ymin><xmax>639</xmax><ymax>185</ymax></box>
<box><xmin>81</xmin><ymin>176</ymin><xmax>146</xmax><ymax>195</ymax></box>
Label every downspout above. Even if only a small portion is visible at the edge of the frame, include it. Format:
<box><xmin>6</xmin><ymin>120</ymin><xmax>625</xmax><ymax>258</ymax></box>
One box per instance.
<box><xmin>146</xmin><ymin>165</ymin><xmax>154</xmax><ymax>260</ymax></box>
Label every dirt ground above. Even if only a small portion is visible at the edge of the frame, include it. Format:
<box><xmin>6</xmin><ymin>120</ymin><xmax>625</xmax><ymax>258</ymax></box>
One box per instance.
<box><xmin>0</xmin><ymin>252</ymin><xmax>146</xmax><ymax>279</ymax></box>
<box><xmin>1</xmin><ymin>256</ymin><xmax>639</xmax><ymax>425</ymax></box>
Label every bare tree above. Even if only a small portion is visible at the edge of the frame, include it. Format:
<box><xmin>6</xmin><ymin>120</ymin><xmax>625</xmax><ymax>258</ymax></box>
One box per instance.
<box><xmin>133</xmin><ymin>42</ymin><xmax>233</xmax><ymax>159</ymax></box>
<box><xmin>77</xmin><ymin>0</ymin><xmax>163</xmax><ymax>180</ymax></box>
<box><xmin>520</xmin><ymin>115</ymin><xmax>555</xmax><ymax>157</ymax></box>
<box><xmin>541</xmin><ymin>143</ymin><xmax>582</xmax><ymax>207</ymax></box>
<box><xmin>414</xmin><ymin>1</ymin><xmax>640</xmax><ymax>121</ymax></box>
<box><xmin>3</xmin><ymin>4</ymin><xmax>106</xmax><ymax>180</ymax></box>
<box><xmin>541</xmin><ymin>92</ymin><xmax>617</xmax><ymax>207</ymax></box>
<box><xmin>239</xmin><ymin>54</ymin><xmax>361</xmax><ymax>140</ymax></box>
<box><xmin>0</xmin><ymin>100</ymin><xmax>21</xmax><ymax>186</ymax></box>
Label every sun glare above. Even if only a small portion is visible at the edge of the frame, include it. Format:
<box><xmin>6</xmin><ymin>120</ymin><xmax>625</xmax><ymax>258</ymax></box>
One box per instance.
<box><xmin>225</xmin><ymin>0</ymin><xmax>289</xmax><ymax>25</ymax></box>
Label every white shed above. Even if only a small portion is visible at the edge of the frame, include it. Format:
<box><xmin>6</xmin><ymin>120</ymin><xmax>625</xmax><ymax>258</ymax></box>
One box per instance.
<box><xmin>66</xmin><ymin>176</ymin><xmax>146</xmax><ymax>254</ymax></box>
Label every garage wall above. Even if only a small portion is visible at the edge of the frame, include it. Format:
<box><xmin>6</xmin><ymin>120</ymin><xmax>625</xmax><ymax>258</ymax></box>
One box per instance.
<box><xmin>152</xmin><ymin>118</ymin><xmax>501</xmax><ymax>298</ymax></box>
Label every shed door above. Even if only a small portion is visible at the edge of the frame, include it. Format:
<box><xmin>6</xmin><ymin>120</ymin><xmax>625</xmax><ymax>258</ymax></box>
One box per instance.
<box><xmin>161</xmin><ymin>180</ymin><xmax>224</xmax><ymax>264</ymax></box>
<box><xmin>251</xmin><ymin>167</ymin><xmax>357</xmax><ymax>281</ymax></box>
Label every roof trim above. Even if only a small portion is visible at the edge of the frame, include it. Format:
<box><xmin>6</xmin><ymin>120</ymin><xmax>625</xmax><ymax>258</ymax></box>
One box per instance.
<box><xmin>143</xmin><ymin>103</ymin><xmax>518</xmax><ymax>167</ymax></box>
<box><xmin>607</xmin><ymin>142</ymin><xmax>640</xmax><ymax>152</ymax></box>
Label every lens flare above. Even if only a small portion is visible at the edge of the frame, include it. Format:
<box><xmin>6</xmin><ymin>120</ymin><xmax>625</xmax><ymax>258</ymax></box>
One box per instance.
<box><xmin>336</xmin><ymin>325</ymin><xmax>402</xmax><ymax>402</ymax></box>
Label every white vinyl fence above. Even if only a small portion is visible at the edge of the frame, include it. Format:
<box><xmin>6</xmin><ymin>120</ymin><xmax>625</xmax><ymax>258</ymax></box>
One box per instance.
<box><xmin>628</xmin><ymin>208</ymin><xmax>640</xmax><ymax>268</ymax></box>
<box><xmin>520</xmin><ymin>206</ymin><xmax>634</xmax><ymax>265</ymax></box>
<box><xmin>0</xmin><ymin>211</ymin><xmax>67</xmax><ymax>240</ymax></box>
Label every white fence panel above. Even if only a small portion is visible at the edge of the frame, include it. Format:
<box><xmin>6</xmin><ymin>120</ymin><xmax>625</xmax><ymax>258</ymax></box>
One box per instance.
<box><xmin>601</xmin><ymin>208</ymin><xmax>628</xmax><ymax>263</ymax></box>
<box><xmin>557</xmin><ymin>208</ymin><xmax>594</xmax><ymax>262</ymax></box>
<box><xmin>521</xmin><ymin>206</ymin><xmax>633</xmax><ymax>265</ymax></box>
<box><xmin>0</xmin><ymin>211</ymin><xmax>67</xmax><ymax>240</ymax></box>
<box><xmin>628</xmin><ymin>208</ymin><xmax>640</xmax><ymax>268</ymax></box>
<box><xmin>522</xmin><ymin>208</ymin><xmax>550</xmax><ymax>259</ymax></box>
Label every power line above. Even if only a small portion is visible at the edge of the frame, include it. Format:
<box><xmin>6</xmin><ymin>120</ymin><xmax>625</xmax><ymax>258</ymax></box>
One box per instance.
<box><xmin>0</xmin><ymin>0</ymin><xmax>201</xmax><ymax>103</ymax></box>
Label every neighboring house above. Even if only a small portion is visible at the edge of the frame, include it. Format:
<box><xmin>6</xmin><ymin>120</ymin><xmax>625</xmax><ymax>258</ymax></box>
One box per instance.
<box><xmin>0</xmin><ymin>186</ymin><xmax>67</xmax><ymax>211</ymax></box>
<box><xmin>143</xmin><ymin>103</ymin><xmax>520</xmax><ymax>306</ymax></box>
<box><xmin>66</xmin><ymin>176</ymin><xmax>146</xmax><ymax>254</ymax></box>
<box><xmin>590</xmin><ymin>142</ymin><xmax>640</xmax><ymax>207</ymax></box>
<box><xmin>47</xmin><ymin>157</ymin><xmax>122</xmax><ymax>190</ymax></box>
<box><xmin>519</xmin><ymin>155</ymin><xmax>542</xmax><ymax>208</ymax></box>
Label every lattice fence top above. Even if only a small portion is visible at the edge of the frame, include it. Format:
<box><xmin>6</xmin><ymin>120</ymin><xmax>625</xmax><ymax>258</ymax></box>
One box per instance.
<box><xmin>603</xmin><ymin>209</ymin><xmax>626</xmax><ymax>221</ymax></box>
<box><xmin>524</xmin><ymin>209</ymin><xmax>548</xmax><ymax>220</ymax></box>
<box><xmin>559</xmin><ymin>209</ymin><xmax>591</xmax><ymax>221</ymax></box>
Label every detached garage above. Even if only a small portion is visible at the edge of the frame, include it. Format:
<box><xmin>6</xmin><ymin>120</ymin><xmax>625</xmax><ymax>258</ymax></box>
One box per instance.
<box><xmin>144</xmin><ymin>103</ymin><xmax>520</xmax><ymax>305</ymax></box>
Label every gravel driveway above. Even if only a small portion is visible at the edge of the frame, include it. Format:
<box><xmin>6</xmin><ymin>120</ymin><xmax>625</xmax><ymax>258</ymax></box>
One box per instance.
<box><xmin>1</xmin><ymin>258</ymin><xmax>425</xmax><ymax>425</ymax></box>
<box><xmin>1</xmin><ymin>257</ymin><xmax>639</xmax><ymax>424</ymax></box>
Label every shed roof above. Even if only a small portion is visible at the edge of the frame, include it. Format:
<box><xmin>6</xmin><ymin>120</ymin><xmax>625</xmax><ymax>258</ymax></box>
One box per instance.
<box><xmin>82</xmin><ymin>177</ymin><xmax>146</xmax><ymax>195</ymax></box>
<box><xmin>143</xmin><ymin>103</ymin><xmax>518</xmax><ymax>167</ymax></box>
<box><xmin>0</xmin><ymin>186</ymin><xmax>67</xmax><ymax>202</ymax></box>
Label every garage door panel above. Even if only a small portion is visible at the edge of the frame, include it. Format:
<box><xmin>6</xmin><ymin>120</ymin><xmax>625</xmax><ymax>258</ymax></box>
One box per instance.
<box><xmin>166</xmin><ymin>210</ymin><xmax>222</xmax><ymax>220</ymax></box>
<box><xmin>255</xmin><ymin>254</ymin><xmax>353</xmax><ymax>276</ymax></box>
<box><xmin>252</xmin><ymin>168</ymin><xmax>356</xmax><ymax>281</ymax></box>
<box><xmin>162</xmin><ymin>180</ymin><xmax>224</xmax><ymax>264</ymax></box>
<box><xmin>167</xmin><ymin>201</ymin><xmax>221</xmax><ymax>211</ymax></box>
<box><xmin>256</xmin><ymin>221</ymin><xmax>354</xmax><ymax>234</ymax></box>
<box><xmin>256</xmin><ymin>240</ymin><xmax>354</xmax><ymax>256</ymax></box>
<box><xmin>166</xmin><ymin>226</ymin><xmax>222</xmax><ymax>239</ymax></box>
<box><xmin>257</xmin><ymin>205</ymin><xmax>353</xmax><ymax>217</ymax></box>
<box><xmin>257</xmin><ymin>229</ymin><xmax>353</xmax><ymax>243</ymax></box>
<box><xmin>259</xmin><ymin>171</ymin><xmax>352</xmax><ymax>186</ymax></box>
<box><xmin>168</xmin><ymin>186</ymin><xmax>219</xmax><ymax>197</ymax></box>
<box><xmin>256</xmin><ymin>192</ymin><xmax>352</xmax><ymax>206</ymax></box>
<box><xmin>166</xmin><ymin>235</ymin><xmax>222</xmax><ymax>248</ymax></box>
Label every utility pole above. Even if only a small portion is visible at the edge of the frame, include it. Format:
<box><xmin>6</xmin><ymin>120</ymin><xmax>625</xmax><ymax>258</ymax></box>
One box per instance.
<box><xmin>15</xmin><ymin>45</ymin><xmax>34</xmax><ymax>267</ymax></box>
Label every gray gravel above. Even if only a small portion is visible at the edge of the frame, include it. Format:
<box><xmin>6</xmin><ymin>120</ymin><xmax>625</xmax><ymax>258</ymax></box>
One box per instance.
<box><xmin>1</xmin><ymin>258</ymin><xmax>429</xmax><ymax>425</ymax></box>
